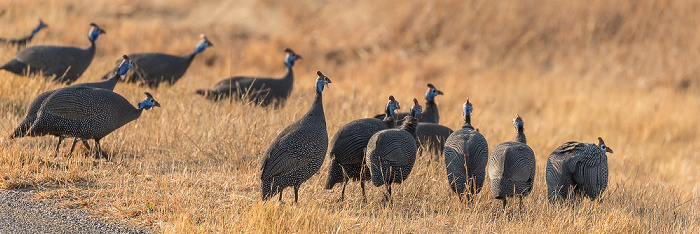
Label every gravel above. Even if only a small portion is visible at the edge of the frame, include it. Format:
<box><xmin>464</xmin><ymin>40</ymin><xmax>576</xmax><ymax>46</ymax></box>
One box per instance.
<box><xmin>0</xmin><ymin>189</ymin><xmax>153</xmax><ymax>234</ymax></box>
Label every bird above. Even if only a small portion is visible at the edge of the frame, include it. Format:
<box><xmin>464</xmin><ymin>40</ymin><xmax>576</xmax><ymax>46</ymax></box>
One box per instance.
<box><xmin>546</xmin><ymin>137</ymin><xmax>612</xmax><ymax>202</ymax></box>
<box><xmin>488</xmin><ymin>114</ymin><xmax>536</xmax><ymax>209</ymax></box>
<box><xmin>365</xmin><ymin>109</ymin><xmax>419</xmax><ymax>201</ymax></box>
<box><xmin>259</xmin><ymin>71</ymin><xmax>331</xmax><ymax>203</ymax></box>
<box><xmin>101</xmin><ymin>34</ymin><xmax>213</xmax><ymax>88</ymax></box>
<box><xmin>25</xmin><ymin>88</ymin><xmax>159</xmax><ymax>158</ymax></box>
<box><xmin>196</xmin><ymin>48</ymin><xmax>302</xmax><ymax>107</ymax></box>
<box><xmin>374</xmin><ymin>83</ymin><xmax>444</xmax><ymax>125</ymax></box>
<box><xmin>324</xmin><ymin>98</ymin><xmax>396</xmax><ymax>201</ymax></box>
<box><xmin>443</xmin><ymin>98</ymin><xmax>488</xmax><ymax>201</ymax></box>
<box><xmin>0</xmin><ymin>19</ymin><xmax>48</xmax><ymax>49</ymax></box>
<box><xmin>386</xmin><ymin>95</ymin><xmax>400</xmax><ymax>120</ymax></box>
<box><xmin>9</xmin><ymin>55</ymin><xmax>135</xmax><ymax>155</ymax></box>
<box><xmin>416</xmin><ymin>122</ymin><xmax>453</xmax><ymax>161</ymax></box>
<box><xmin>0</xmin><ymin>23</ymin><xmax>106</xmax><ymax>84</ymax></box>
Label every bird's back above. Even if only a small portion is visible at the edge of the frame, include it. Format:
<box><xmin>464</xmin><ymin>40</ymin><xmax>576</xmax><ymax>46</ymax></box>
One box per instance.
<box><xmin>547</xmin><ymin>142</ymin><xmax>608</xmax><ymax>200</ymax></box>
<box><xmin>444</xmin><ymin>127</ymin><xmax>489</xmax><ymax>194</ymax></box>
<box><xmin>29</xmin><ymin>87</ymin><xmax>140</xmax><ymax>140</ymax></box>
<box><xmin>366</xmin><ymin>128</ymin><xmax>417</xmax><ymax>186</ymax></box>
<box><xmin>489</xmin><ymin>141</ymin><xmax>536</xmax><ymax>197</ymax></box>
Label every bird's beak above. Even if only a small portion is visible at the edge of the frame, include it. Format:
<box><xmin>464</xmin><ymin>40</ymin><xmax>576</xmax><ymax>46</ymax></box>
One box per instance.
<box><xmin>606</xmin><ymin>147</ymin><xmax>613</xmax><ymax>153</ymax></box>
<box><xmin>437</xmin><ymin>90</ymin><xmax>444</xmax><ymax>95</ymax></box>
<box><xmin>154</xmin><ymin>101</ymin><xmax>161</xmax><ymax>108</ymax></box>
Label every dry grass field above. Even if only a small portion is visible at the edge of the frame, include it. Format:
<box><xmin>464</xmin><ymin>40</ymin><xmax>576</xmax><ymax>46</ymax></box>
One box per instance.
<box><xmin>0</xmin><ymin>0</ymin><xmax>699</xmax><ymax>232</ymax></box>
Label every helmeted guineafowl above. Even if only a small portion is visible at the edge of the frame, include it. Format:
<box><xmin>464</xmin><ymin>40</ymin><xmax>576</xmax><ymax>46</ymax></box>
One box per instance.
<box><xmin>546</xmin><ymin>137</ymin><xmax>613</xmax><ymax>202</ymax></box>
<box><xmin>102</xmin><ymin>34</ymin><xmax>213</xmax><ymax>88</ymax></box>
<box><xmin>324</xmin><ymin>99</ymin><xmax>396</xmax><ymax>201</ymax></box>
<box><xmin>416</xmin><ymin>122</ymin><xmax>453</xmax><ymax>161</ymax></box>
<box><xmin>26</xmin><ymin>88</ymin><xmax>159</xmax><ymax>158</ymax></box>
<box><xmin>0</xmin><ymin>19</ymin><xmax>48</xmax><ymax>49</ymax></box>
<box><xmin>259</xmin><ymin>71</ymin><xmax>331</xmax><ymax>203</ymax></box>
<box><xmin>365</xmin><ymin>111</ymin><xmax>419</xmax><ymax>201</ymax></box>
<box><xmin>444</xmin><ymin>98</ymin><xmax>488</xmax><ymax>201</ymax></box>
<box><xmin>374</xmin><ymin>83</ymin><xmax>443</xmax><ymax>125</ymax></box>
<box><xmin>9</xmin><ymin>55</ymin><xmax>135</xmax><ymax>155</ymax></box>
<box><xmin>0</xmin><ymin>23</ymin><xmax>105</xmax><ymax>84</ymax></box>
<box><xmin>488</xmin><ymin>114</ymin><xmax>536</xmax><ymax>209</ymax></box>
<box><xmin>386</xmin><ymin>95</ymin><xmax>400</xmax><ymax>120</ymax></box>
<box><xmin>196</xmin><ymin>48</ymin><xmax>302</xmax><ymax>107</ymax></box>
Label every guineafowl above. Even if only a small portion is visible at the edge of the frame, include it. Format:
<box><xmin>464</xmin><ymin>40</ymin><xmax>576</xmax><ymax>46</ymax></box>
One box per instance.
<box><xmin>386</xmin><ymin>95</ymin><xmax>400</xmax><ymax>120</ymax></box>
<box><xmin>259</xmin><ymin>71</ymin><xmax>331</xmax><ymax>203</ymax></box>
<box><xmin>0</xmin><ymin>23</ymin><xmax>105</xmax><ymax>84</ymax></box>
<box><xmin>196</xmin><ymin>48</ymin><xmax>301</xmax><ymax>107</ymax></box>
<box><xmin>416</xmin><ymin>123</ymin><xmax>453</xmax><ymax>161</ymax></box>
<box><xmin>546</xmin><ymin>137</ymin><xmax>612</xmax><ymax>202</ymax></box>
<box><xmin>488</xmin><ymin>114</ymin><xmax>536</xmax><ymax>209</ymax></box>
<box><xmin>0</xmin><ymin>19</ymin><xmax>48</xmax><ymax>49</ymax></box>
<box><xmin>102</xmin><ymin>34</ymin><xmax>213</xmax><ymax>88</ymax></box>
<box><xmin>365</xmin><ymin>111</ymin><xmax>419</xmax><ymax>201</ymax></box>
<box><xmin>9</xmin><ymin>55</ymin><xmax>135</xmax><ymax>155</ymax></box>
<box><xmin>374</xmin><ymin>83</ymin><xmax>443</xmax><ymax>125</ymax></box>
<box><xmin>26</xmin><ymin>88</ymin><xmax>159</xmax><ymax>158</ymax></box>
<box><xmin>324</xmin><ymin>100</ymin><xmax>396</xmax><ymax>201</ymax></box>
<box><xmin>444</xmin><ymin>98</ymin><xmax>488</xmax><ymax>201</ymax></box>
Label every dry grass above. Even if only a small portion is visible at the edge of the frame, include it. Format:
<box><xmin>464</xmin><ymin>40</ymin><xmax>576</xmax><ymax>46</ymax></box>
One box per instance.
<box><xmin>0</xmin><ymin>0</ymin><xmax>699</xmax><ymax>232</ymax></box>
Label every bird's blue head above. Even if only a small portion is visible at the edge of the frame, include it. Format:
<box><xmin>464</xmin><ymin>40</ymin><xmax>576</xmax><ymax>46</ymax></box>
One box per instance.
<box><xmin>194</xmin><ymin>34</ymin><xmax>213</xmax><ymax>54</ymax></box>
<box><xmin>513</xmin><ymin>113</ymin><xmax>524</xmax><ymax>130</ymax></box>
<box><xmin>117</xmin><ymin>55</ymin><xmax>135</xmax><ymax>76</ymax></box>
<box><xmin>315</xmin><ymin>71</ymin><xmax>331</xmax><ymax>93</ymax></box>
<box><xmin>33</xmin><ymin>19</ymin><xmax>48</xmax><ymax>35</ymax></box>
<box><xmin>88</xmin><ymin>23</ymin><xmax>106</xmax><ymax>42</ymax></box>
<box><xmin>425</xmin><ymin>83</ymin><xmax>443</xmax><ymax>101</ymax></box>
<box><xmin>598</xmin><ymin>137</ymin><xmax>614</xmax><ymax>153</ymax></box>
<box><xmin>285</xmin><ymin>48</ymin><xmax>301</xmax><ymax>68</ymax></box>
<box><xmin>463</xmin><ymin>98</ymin><xmax>473</xmax><ymax>117</ymax></box>
<box><xmin>410</xmin><ymin>98</ymin><xmax>422</xmax><ymax>117</ymax></box>
<box><xmin>137</xmin><ymin>92</ymin><xmax>161</xmax><ymax>110</ymax></box>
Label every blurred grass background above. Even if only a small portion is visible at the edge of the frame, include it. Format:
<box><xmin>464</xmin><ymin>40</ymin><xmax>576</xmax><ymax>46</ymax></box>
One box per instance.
<box><xmin>0</xmin><ymin>0</ymin><xmax>698</xmax><ymax>232</ymax></box>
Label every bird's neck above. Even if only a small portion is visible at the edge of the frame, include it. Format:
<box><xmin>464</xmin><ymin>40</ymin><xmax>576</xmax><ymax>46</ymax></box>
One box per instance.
<box><xmin>400</xmin><ymin>117</ymin><xmax>418</xmax><ymax>138</ymax></box>
<box><xmin>514</xmin><ymin>127</ymin><xmax>526</xmax><ymax>144</ymax></box>
<box><xmin>462</xmin><ymin>114</ymin><xmax>472</xmax><ymax>129</ymax></box>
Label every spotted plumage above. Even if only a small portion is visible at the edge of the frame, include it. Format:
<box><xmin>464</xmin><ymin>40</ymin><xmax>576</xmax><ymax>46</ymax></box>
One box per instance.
<box><xmin>102</xmin><ymin>34</ymin><xmax>212</xmax><ymax>88</ymax></box>
<box><xmin>9</xmin><ymin>55</ymin><xmax>135</xmax><ymax>155</ymax></box>
<box><xmin>324</xmin><ymin>100</ymin><xmax>396</xmax><ymax>201</ymax></box>
<box><xmin>488</xmin><ymin>114</ymin><xmax>536</xmax><ymax>208</ymax></box>
<box><xmin>26</xmin><ymin>88</ymin><xmax>159</xmax><ymax>158</ymax></box>
<box><xmin>444</xmin><ymin>98</ymin><xmax>488</xmax><ymax>201</ymax></box>
<box><xmin>0</xmin><ymin>19</ymin><xmax>48</xmax><ymax>49</ymax></box>
<box><xmin>0</xmin><ymin>23</ymin><xmax>105</xmax><ymax>84</ymax></box>
<box><xmin>260</xmin><ymin>71</ymin><xmax>331</xmax><ymax>203</ymax></box>
<box><xmin>546</xmin><ymin>137</ymin><xmax>612</xmax><ymax>202</ymax></box>
<box><xmin>197</xmin><ymin>48</ymin><xmax>301</xmax><ymax>107</ymax></box>
<box><xmin>374</xmin><ymin>83</ymin><xmax>443</xmax><ymax>125</ymax></box>
<box><xmin>416</xmin><ymin>123</ymin><xmax>454</xmax><ymax>161</ymax></box>
<box><xmin>365</xmin><ymin>112</ymin><xmax>419</xmax><ymax>201</ymax></box>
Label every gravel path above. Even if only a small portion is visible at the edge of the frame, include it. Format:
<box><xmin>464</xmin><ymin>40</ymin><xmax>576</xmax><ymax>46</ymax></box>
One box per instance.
<box><xmin>0</xmin><ymin>189</ymin><xmax>152</xmax><ymax>234</ymax></box>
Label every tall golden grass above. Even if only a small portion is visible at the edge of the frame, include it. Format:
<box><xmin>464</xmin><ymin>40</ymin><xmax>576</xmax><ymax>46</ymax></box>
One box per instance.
<box><xmin>0</xmin><ymin>0</ymin><xmax>698</xmax><ymax>232</ymax></box>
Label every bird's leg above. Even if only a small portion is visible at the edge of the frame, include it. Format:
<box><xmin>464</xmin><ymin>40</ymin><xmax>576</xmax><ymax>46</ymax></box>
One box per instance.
<box><xmin>518</xmin><ymin>195</ymin><xmax>523</xmax><ymax>211</ymax></box>
<box><xmin>502</xmin><ymin>198</ymin><xmax>507</xmax><ymax>210</ymax></box>
<box><xmin>360</xmin><ymin>180</ymin><xmax>367</xmax><ymax>203</ymax></box>
<box><xmin>293</xmin><ymin>185</ymin><xmax>299</xmax><ymax>203</ymax></box>
<box><xmin>81</xmin><ymin>140</ymin><xmax>91</xmax><ymax>150</ymax></box>
<box><xmin>67</xmin><ymin>138</ymin><xmax>79</xmax><ymax>156</ymax></box>
<box><xmin>93</xmin><ymin>139</ymin><xmax>107</xmax><ymax>159</ymax></box>
<box><xmin>53</xmin><ymin>136</ymin><xmax>65</xmax><ymax>156</ymax></box>
<box><xmin>278</xmin><ymin>188</ymin><xmax>283</xmax><ymax>202</ymax></box>
<box><xmin>336</xmin><ymin>180</ymin><xmax>347</xmax><ymax>202</ymax></box>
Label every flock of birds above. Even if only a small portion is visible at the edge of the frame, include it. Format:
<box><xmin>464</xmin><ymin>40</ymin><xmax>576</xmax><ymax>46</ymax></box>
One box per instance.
<box><xmin>1</xmin><ymin>20</ymin><xmax>613</xmax><ymax>207</ymax></box>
